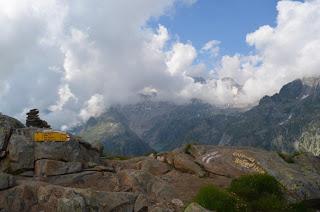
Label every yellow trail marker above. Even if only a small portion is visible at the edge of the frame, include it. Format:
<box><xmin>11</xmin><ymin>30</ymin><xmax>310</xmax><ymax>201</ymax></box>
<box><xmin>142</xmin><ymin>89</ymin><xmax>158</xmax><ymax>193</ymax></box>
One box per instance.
<box><xmin>33</xmin><ymin>131</ymin><xmax>70</xmax><ymax>142</ymax></box>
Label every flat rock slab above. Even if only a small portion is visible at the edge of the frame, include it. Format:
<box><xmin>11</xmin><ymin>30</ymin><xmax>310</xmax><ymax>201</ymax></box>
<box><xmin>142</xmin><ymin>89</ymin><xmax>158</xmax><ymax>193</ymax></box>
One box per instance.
<box><xmin>188</xmin><ymin>145</ymin><xmax>320</xmax><ymax>201</ymax></box>
<box><xmin>34</xmin><ymin>141</ymin><xmax>100</xmax><ymax>163</ymax></box>
<box><xmin>0</xmin><ymin>181</ymin><xmax>138</xmax><ymax>212</ymax></box>
<box><xmin>35</xmin><ymin>159</ymin><xmax>82</xmax><ymax>177</ymax></box>
<box><xmin>0</xmin><ymin>172</ymin><xmax>15</xmax><ymax>190</ymax></box>
<box><xmin>184</xmin><ymin>202</ymin><xmax>213</xmax><ymax>212</ymax></box>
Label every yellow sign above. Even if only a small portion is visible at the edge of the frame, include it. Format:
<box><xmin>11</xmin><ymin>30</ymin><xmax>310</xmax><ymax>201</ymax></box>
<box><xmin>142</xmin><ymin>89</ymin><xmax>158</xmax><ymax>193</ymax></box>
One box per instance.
<box><xmin>33</xmin><ymin>131</ymin><xmax>70</xmax><ymax>142</ymax></box>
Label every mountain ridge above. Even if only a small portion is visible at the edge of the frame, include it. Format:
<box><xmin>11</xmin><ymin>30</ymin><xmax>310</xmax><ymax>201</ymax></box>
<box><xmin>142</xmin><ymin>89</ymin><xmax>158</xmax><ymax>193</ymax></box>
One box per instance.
<box><xmin>74</xmin><ymin>77</ymin><xmax>320</xmax><ymax>156</ymax></box>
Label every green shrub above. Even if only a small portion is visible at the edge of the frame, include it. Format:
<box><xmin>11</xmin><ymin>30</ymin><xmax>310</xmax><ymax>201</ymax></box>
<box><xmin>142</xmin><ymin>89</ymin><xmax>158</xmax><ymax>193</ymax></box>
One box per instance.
<box><xmin>194</xmin><ymin>184</ymin><xmax>246</xmax><ymax>212</ymax></box>
<box><xmin>183</xmin><ymin>143</ymin><xmax>193</xmax><ymax>154</ymax></box>
<box><xmin>194</xmin><ymin>174</ymin><xmax>315</xmax><ymax>212</ymax></box>
<box><xmin>229</xmin><ymin>174</ymin><xmax>283</xmax><ymax>202</ymax></box>
<box><xmin>289</xmin><ymin>201</ymin><xmax>316</xmax><ymax>212</ymax></box>
<box><xmin>249</xmin><ymin>194</ymin><xmax>288</xmax><ymax>211</ymax></box>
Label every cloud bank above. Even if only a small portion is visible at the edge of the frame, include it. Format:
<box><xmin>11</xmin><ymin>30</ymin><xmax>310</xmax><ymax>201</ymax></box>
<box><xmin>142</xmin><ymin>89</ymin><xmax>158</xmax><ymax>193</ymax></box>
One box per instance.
<box><xmin>0</xmin><ymin>0</ymin><xmax>319</xmax><ymax>129</ymax></box>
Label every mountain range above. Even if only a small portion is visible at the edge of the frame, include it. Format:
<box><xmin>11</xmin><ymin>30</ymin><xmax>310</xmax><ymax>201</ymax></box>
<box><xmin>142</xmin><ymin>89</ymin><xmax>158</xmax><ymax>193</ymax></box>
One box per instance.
<box><xmin>72</xmin><ymin>77</ymin><xmax>320</xmax><ymax>156</ymax></box>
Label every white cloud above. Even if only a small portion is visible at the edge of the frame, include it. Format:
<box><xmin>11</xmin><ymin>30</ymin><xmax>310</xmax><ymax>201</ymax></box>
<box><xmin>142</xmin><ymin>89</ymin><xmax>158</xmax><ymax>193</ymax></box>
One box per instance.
<box><xmin>177</xmin><ymin>0</ymin><xmax>320</xmax><ymax>107</ymax></box>
<box><xmin>201</xmin><ymin>40</ymin><xmax>221</xmax><ymax>57</ymax></box>
<box><xmin>79</xmin><ymin>94</ymin><xmax>105</xmax><ymax>122</ymax></box>
<box><xmin>166</xmin><ymin>42</ymin><xmax>197</xmax><ymax>75</ymax></box>
<box><xmin>49</xmin><ymin>84</ymin><xmax>77</xmax><ymax>112</ymax></box>
<box><xmin>237</xmin><ymin>0</ymin><xmax>320</xmax><ymax>103</ymax></box>
<box><xmin>150</xmin><ymin>25</ymin><xmax>169</xmax><ymax>51</ymax></box>
<box><xmin>0</xmin><ymin>0</ymin><xmax>196</xmax><ymax>128</ymax></box>
<box><xmin>180</xmin><ymin>0</ymin><xmax>198</xmax><ymax>6</ymax></box>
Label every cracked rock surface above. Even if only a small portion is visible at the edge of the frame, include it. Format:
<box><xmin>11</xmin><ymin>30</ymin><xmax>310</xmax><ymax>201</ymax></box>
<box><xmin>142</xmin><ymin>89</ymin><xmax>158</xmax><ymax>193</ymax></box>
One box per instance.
<box><xmin>0</xmin><ymin>120</ymin><xmax>319</xmax><ymax>211</ymax></box>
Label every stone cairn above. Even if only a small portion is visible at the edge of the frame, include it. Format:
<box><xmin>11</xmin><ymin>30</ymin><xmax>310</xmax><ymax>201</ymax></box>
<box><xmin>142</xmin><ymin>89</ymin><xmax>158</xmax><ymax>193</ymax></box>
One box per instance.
<box><xmin>26</xmin><ymin>109</ymin><xmax>51</xmax><ymax>129</ymax></box>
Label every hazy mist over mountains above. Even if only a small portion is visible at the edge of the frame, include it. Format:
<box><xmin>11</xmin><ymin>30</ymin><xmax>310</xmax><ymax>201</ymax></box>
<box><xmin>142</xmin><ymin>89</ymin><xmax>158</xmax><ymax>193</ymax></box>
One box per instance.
<box><xmin>73</xmin><ymin>77</ymin><xmax>320</xmax><ymax>157</ymax></box>
<box><xmin>0</xmin><ymin>0</ymin><xmax>320</xmax><ymax>130</ymax></box>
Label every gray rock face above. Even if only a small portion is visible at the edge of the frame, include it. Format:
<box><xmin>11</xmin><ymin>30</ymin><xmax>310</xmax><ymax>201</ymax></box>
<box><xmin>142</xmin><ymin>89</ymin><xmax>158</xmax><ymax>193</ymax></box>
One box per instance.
<box><xmin>0</xmin><ymin>143</ymin><xmax>319</xmax><ymax>211</ymax></box>
<box><xmin>34</xmin><ymin>140</ymin><xmax>100</xmax><ymax>163</ymax></box>
<box><xmin>35</xmin><ymin>160</ymin><xmax>82</xmax><ymax>177</ymax></box>
<box><xmin>138</xmin><ymin>158</ymin><xmax>171</xmax><ymax>176</ymax></box>
<box><xmin>172</xmin><ymin>152</ymin><xmax>206</xmax><ymax>177</ymax></box>
<box><xmin>0</xmin><ymin>128</ymin><xmax>101</xmax><ymax>174</ymax></box>
<box><xmin>184</xmin><ymin>202</ymin><xmax>213</xmax><ymax>212</ymax></box>
<box><xmin>0</xmin><ymin>182</ymin><xmax>138</xmax><ymax>212</ymax></box>
<box><xmin>117</xmin><ymin>169</ymin><xmax>177</xmax><ymax>201</ymax></box>
<box><xmin>134</xmin><ymin>194</ymin><xmax>149</xmax><ymax>212</ymax></box>
<box><xmin>57</xmin><ymin>196</ymin><xmax>86</xmax><ymax>212</ymax></box>
<box><xmin>0</xmin><ymin>114</ymin><xmax>24</xmax><ymax>147</ymax></box>
<box><xmin>181</xmin><ymin>145</ymin><xmax>320</xmax><ymax>201</ymax></box>
<box><xmin>0</xmin><ymin>128</ymin><xmax>36</xmax><ymax>173</ymax></box>
<box><xmin>0</xmin><ymin>172</ymin><xmax>15</xmax><ymax>190</ymax></box>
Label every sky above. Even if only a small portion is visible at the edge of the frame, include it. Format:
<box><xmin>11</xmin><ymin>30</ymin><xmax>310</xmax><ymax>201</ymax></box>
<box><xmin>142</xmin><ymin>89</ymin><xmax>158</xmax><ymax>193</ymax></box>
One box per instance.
<box><xmin>150</xmin><ymin>0</ymin><xmax>279</xmax><ymax>55</ymax></box>
<box><xmin>0</xmin><ymin>0</ymin><xmax>319</xmax><ymax>129</ymax></box>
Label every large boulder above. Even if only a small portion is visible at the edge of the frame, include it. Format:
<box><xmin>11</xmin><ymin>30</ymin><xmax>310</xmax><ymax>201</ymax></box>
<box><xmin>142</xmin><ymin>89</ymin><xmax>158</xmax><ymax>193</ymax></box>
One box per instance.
<box><xmin>0</xmin><ymin>128</ymin><xmax>101</xmax><ymax>175</ymax></box>
<box><xmin>0</xmin><ymin>114</ymin><xmax>24</xmax><ymax>142</ymax></box>
<box><xmin>137</xmin><ymin>158</ymin><xmax>171</xmax><ymax>176</ymax></box>
<box><xmin>35</xmin><ymin>159</ymin><xmax>82</xmax><ymax>177</ymax></box>
<box><xmin>34</xmin><ymin>139</ymin><xmax>100</xmax><ymax>164</ymax></box>
<box><xmin>0</xmin><ymin>129</ymin><xmax>35</xmax><ymax>173</ymax></box>
<box><xmin>183</xmin><ymin>145</ymin><xmax>320</xmax><ymax>201</ymax></box>
<box><xmin>184</xmin><ymin>202</ymin><xmax>213</xmax><ymax>212</ymax></box>
<box><xmin>172</xmin><ymin>153</ymin><xmax>206</xmax><ymax>177</ymax></box>
<box><xmin>0</xmin><ymin>172</ymin><xmax>15</xmax><ymax>190</ymax></box>
<box><xmin>57</xmin><ymin>196</ymin><xmax>86</xmax><ymax>212</ymax></box>
<box><xmin>0</xmin><ymin>181</ymin><xmax>138</xmax><ymax>212</ymax></box>
<box><xmin>117</xmin><ymin>169</ymin><xmax>177</xmax><ymax>201</ymax></box>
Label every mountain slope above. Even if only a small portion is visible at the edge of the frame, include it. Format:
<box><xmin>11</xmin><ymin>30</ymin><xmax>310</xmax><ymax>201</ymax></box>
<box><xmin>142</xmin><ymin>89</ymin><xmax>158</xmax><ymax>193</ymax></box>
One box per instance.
<box><xmin>221</xmin><ymin>78</ymin><xmax>320</xmax><ymax>153</ymax></box>
<box><xmin>142</xmin><ymin>100</ymin><xmax>236</xmax><ymax>151</ymax></box>
<box><xmin>75</xmin><ymin>77</ymin><xmax>320</xmax><ymax>156</ymax></box>
<box><xmin>72</xmin><ymin>107</ymin><xmax>153</xmax><ymax>156</ymax></box>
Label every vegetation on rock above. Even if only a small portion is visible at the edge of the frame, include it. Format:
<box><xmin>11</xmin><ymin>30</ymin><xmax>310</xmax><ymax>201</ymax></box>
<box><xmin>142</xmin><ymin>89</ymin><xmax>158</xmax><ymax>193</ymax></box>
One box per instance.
<box><xmin>194</xmin><ymin>174</ymin><xmax>315</xmax><ymax>212</ymax></box>
<box><xmin>194</xmin><ymin>184</ymin><xmax>245</xmax><ymax>212</ymax></box>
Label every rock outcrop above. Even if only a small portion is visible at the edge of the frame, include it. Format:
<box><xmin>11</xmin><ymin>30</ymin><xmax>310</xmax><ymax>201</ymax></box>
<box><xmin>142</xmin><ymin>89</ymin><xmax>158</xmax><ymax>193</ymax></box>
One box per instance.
<box><xmin>0</xmin><ymin>128</ymin><xmax>100</xmax><ymax>175</ymax></box>
<box><xmin>184</xmin><ymin>203</ymin><xmax>213</xmax><ymax>212</ymax></box>
<box><xmin>0</xmin><ymin>114</ymin><xmax>24</xmax><ymax>148</ymax></box>
<box><xmin>0</xmin><ymin>172</ymin><xmax>15</xmax><ymax>190</ymax></box>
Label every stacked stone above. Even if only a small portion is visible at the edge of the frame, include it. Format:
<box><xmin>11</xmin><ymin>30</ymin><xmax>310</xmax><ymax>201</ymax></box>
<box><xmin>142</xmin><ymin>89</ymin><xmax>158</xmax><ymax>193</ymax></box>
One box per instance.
<box><xmin>26</xmin><ymin>109</ymin><xmax>51</xmax><ymax>129</ymax></box>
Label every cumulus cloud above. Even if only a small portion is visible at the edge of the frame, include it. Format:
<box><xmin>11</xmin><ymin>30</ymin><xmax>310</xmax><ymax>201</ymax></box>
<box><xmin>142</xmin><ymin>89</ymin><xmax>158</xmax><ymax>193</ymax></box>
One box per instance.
<box><xmin>0</xmin><ymin>0</ymin><xmax>320</xmax><ymax>129</ymax></box>
<box><xmin>49</xmin><ymin>84</ymin><xmax>77</xmax><ymax>112</ymax></box>
<box><xmin>201</xmin><ymin>40</ymin><xmax>221</xmax><ymax>57</ymax></box>
<box><xmin>0</xmin><ymin>0</ymin><xmax>197</xmax><ymax>128</ymax></box>
<box><xmin>79</xmin><ymin>94</ymin><xmax>105</xmax><ymax>122</ymax></box>
<box><xmin>166</xmin><ymin>43</ymin><xmax>197</xmax><ymax>75</ymax></box>
<box><xmin>237</xmin><ymin>0</ymin><xmax>320</xmax><ymax>103</ymax></box>
<box><xmin>179</xmin><ymin>0</ymin><xmax>320</xmax><ymax>106</ymax></box>
<box><xmin>186</xmin><ymin>0</ymin><xmax>320</xmax><ymax>107</ymax></box>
